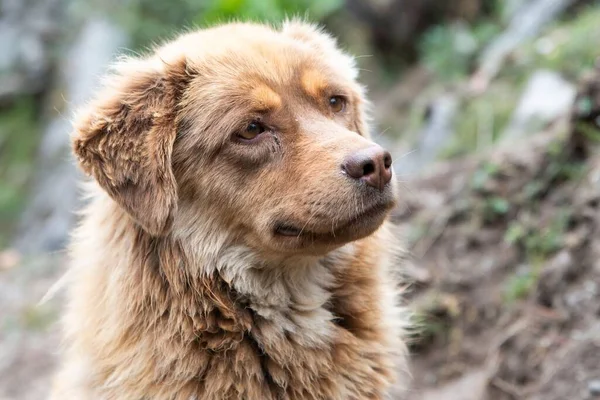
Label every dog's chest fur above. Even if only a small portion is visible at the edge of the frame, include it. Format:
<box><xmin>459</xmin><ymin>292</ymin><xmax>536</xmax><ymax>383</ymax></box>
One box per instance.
<box><xmin>54</xmin><ymin>196</ymin><xmax>405</xmax><ymax>400</ymax></box>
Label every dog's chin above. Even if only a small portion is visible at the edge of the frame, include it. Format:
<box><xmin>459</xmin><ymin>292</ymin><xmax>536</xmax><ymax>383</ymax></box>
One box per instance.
<box><xmin>269</xmin><ymin>199</ymin><xmax>395</xmax><ymax>254</ymax></box>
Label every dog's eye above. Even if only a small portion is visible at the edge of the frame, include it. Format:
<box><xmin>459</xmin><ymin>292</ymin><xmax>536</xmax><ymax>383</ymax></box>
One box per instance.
<box><xmin>329</xmin><ymin>96</ymin><xmax>346</xmax><ymax>113</ymax></box>
<box><xmin>238</xmin><ymin>121</ymin><xmax>266</xmax><ymax>141</ymax></box>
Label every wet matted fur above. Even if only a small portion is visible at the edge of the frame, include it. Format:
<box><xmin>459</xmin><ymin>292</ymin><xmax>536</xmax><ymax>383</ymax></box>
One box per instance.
<box><xmin>50</xmin><ymin>21</ymin><xmax>409</xmax><ymax>400</ymax></box>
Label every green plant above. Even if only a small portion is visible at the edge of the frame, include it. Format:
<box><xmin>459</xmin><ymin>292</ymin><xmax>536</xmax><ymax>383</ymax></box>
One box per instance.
<box><xmin>420</xmin><ymin>21</ymin><xmax>500</xmax><ymax>82</ymax></box>
<box><xmin>503</xmin><ymin>6</ymin><xmax>600</xmax><ymax>82</ymax></box>
<box><xmin>482</xmin><ymin>196</ymin><xmax>510</xmax><ymax>223</ymax></box>
<box><xmin>504</xmin><ymin>221</ymin><xmax>524</xmax><ymax>244</ymax></box>
<box><xmin>202</xmin><ymin>0</ymin><xmax>342</xmax><ymax>24</ymax></box>
<box><xmin>503</xmin><ymin>267</ymin><xmax>538</xmax><ymax>302</ymax></box>
<box><xmin>102</xmin><ymin>0</ymin><xmax>343</xmax><ymax>49</ymax></box>
<box><xmin>0</xmin><ymin>96</ymin><xmax>40</xmax><ymax>247</ymax></box>
<box><xmin>409</xmin><ymin>311</ymin><xmax>451</xmax><ymax>349</ymax></box>
<box><xmin>471</xmin><ymin>161</ymin><xmax>500</xmax><ymax>190</ymax></box>
<box><xmin>504</xmin><ymin>208</ymin><xmax>571</xmax><ymax>261</ymax></box>
<box><xmin>576</xmin><ymin>121</ymin><xmax>600</xmax><ymax>143</ymax></box>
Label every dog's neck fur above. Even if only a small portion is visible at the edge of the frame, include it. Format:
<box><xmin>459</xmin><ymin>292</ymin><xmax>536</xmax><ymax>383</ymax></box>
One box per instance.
<box><xmin>79</xmin><ymin>186</ymin><xmax>354</xmax><ymax>347</ymax></box>
<box><xmin>170</xmin><ymin>199</ymin><xmax>358</xmax><ymax>347</ymax></box>
<box><xmin>58</xmin><ymin>185</ymin><xmax>406</xmax><ymax>398</ymax></box>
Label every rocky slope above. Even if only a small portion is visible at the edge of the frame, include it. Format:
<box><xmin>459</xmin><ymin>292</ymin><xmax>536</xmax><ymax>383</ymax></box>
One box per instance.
<box><xmin>400</xmin><ymin>67</ymin><xmax>600</xmax><ymax>400</ymax></box>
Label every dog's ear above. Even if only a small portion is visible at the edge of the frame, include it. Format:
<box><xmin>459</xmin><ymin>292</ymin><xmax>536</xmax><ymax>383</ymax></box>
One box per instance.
<box><xmin>73</xmin><ymin>57</ymin><xmax>187</xmax><ymax>236</ymax></box>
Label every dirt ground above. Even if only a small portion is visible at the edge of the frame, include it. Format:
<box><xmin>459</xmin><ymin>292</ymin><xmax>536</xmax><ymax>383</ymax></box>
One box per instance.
<box><xmin>1</xmin><ymin>72</ymin><xmax>600</xmax><ymax>400</ymax></box>
<box><xmin>400</xmin><ymin>70</ymin><xmax>600</xmax><ymax>400</ymax></box>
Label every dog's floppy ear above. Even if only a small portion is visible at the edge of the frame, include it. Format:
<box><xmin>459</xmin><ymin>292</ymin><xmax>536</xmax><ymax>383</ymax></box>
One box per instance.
<box><xmin>73</xmin><ymin>57</ymin><xmax>187</xmax><ymax>236</ymax></box>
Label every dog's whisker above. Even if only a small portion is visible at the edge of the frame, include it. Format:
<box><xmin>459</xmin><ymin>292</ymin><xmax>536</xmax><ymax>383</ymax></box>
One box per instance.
<box><xmin>374</xmin><ymin>127</ymin><xmax>391</xmax><ymax>139</ymax></box>
<box><xmin>297</xmin><ymin>201</ymin><xmax>329</xmax><ymax>238</ymax></box>
<box><xmin>397</xmin><ymin>149</ymin><xmax>417</xmax><ymax>159</ymax></box>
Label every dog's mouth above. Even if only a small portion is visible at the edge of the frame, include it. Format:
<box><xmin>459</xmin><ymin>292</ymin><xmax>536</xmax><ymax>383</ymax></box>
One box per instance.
<box><xmin>273</xmin><ymin>200</ymin><xmax>393</xmax><ymax>241</ymax></box>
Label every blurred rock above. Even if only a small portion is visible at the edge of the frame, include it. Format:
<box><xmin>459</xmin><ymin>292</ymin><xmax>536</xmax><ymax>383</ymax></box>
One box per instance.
<box><xmin>589</xmin><ymin>380</ymin><xmax>600</xmax><ymax>396</ymax></box>
<box><xmin>393</xmin><ymin>93</ymin><xmax>458</xmax><ymax>176</ymax></box>
<box><xmin>14</xmin><ymin>19</ymin><xmax>128</xmax><ymax>254</ymax></box>
<box><xmin>0</xmin><ymin>0</ymin><xmax>62</xmax><ymax>101</ymax></box>
<box><xmin>502</xmin><ymin>70</ymin><xmax>576</xmax><ymax>142</ymax></box>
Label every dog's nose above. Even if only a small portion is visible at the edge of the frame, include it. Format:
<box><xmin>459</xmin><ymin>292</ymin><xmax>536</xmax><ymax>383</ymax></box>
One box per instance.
<box><xmin>341</xmin><ymin>145</ymin><xmax>393</xmax><ymax>191</ymax></box>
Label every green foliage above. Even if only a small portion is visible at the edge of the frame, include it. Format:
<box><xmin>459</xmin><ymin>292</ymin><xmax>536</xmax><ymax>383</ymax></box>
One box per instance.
<box><xmin>409</xmin><ymin>294</ymin><xmax>460</xmax><ymax>350</ymax></box>
<box><xmin>504</xmin><ymin>222</ymin><xmax>526</xmax><ymax>244</ymax></box>
<box><xmin>503</xmin><ymin>209</ymin><xmax>570</xmax><ymax>304</ymax></box>
<box><xmin>442</xmin><ymin>82</ymin><xmax>519</xmax><ymax>159</ymax></box>
<box><xmin>483</xmin><ymin>196</ymin><xmax>509</xmax><ymax>221</ymax></box>
<box><xmin>503</xmin><ymin>267</ymin><xmax>538</xmax><ymax>302</ymax></box>
<box><xmin>470</xmin><ymin>161</ymin><xmax>500</xmax><ymax>190</ymax></box>
<box><xmin>546</xmin><ymin>158</ymin><xmax>586</xmax><ymax>183</ymax></box>
<box><xmin>203</xmin><ymin>0</ymin><xmax>342</xmax><ymax>24</ymax></box>
<box><xmin>542</xmin><ymin>138</ymin><xmax>587</xmax><ymax>185</ymax></box>
<box><xmin>576</xmin><ymin>121</ymin><xmax>600</xmax><ymax>143</ymax></box>
<box><xmin>504</xmin><ymin>209</ymin><xmax>571</xmax><ymax>260</ymax></box>
<box><xmin>410</xmin><ymin>311</ymin><xmax>451</xmax><ymax>349</ymax></box>
<box><xmin>469</xmin><ymin>162</ymin><xmax>511</xmax><ymax>223</ymax></box>
<box><xmin>420</xmin><ymin>21</ymin><xmax>500</xmax><ymax>82</ymax></box>
<box><xmin>436</xmin><ymin>6</ymin><xmax>600</xmax><ymax>159</ymax></box>
<box><xmin>530</xmin><ymin>7</ymin><xmax>600</xmax><ymax>79</ymax></box>
<box><xmin>533</xmin><ymin>210</ymin><xmax>570</xmax><ymax>255</ymax></box>
<box><xmin>0</xmin><ymin>97</ymin><xmax>40</xmax><ymax>247</ymax></box>
<box><xmin>110</xmin><ymin>0</ymin><xmax>343</xmax><ymax>48</ymax></box>
<box><xmin>501</xmin><ymin>6</ymin><xmax>600</xmax><ymax>83</ymax></box>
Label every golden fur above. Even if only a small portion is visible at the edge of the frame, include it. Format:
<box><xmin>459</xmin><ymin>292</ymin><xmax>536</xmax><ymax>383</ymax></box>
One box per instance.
<box><xmin>50</xmin><ymin>21</ymin><xmax>409</xmax><ymax>400</ymax></box>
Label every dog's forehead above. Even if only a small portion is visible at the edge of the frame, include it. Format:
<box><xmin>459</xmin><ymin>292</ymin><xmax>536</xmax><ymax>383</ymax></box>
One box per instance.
<box><xmin>156</xmin><ymin>23</ymin><xmax>357</xmax><ymax>88</ymax></box>
<box><xmin>162</xmin><ymin>23</ymin><xmax>363</xmax><ymax>143</ymax></box>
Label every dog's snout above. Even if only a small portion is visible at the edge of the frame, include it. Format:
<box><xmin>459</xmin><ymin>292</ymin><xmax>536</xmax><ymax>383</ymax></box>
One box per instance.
<box><xmin>341</xmin><ymin>145</ymin><xmax>393</xmax><ymax>191</ymax></box>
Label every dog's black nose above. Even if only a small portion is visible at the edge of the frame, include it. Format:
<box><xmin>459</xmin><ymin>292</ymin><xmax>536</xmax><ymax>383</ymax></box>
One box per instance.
<box><xmin>341</xmin><ymin>145</ymin><xmax>393</xmax><ymax>191</ymax></box>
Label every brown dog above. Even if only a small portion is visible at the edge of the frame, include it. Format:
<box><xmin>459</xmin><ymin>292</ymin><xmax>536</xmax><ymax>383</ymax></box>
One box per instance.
<box><xmin>50</xmin><ymin>21</ymin><xmax>408</xmax><ymax>399</ymax></box>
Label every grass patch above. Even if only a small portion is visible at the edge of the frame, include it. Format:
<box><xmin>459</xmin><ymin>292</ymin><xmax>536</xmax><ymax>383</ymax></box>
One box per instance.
<box><xmin>505</xmin><ymin>209</ymin><xmax>571</xmax><ymax>257</ymax></box>
<box><xmin>502</xmin><ymin>209</ymin><xmax>572</xmax><ymax>302</ymax></box>
<box><xmin>503</xmin><ymin>266</ymin><xmax>539</xmax><ymax>302</ymax></box>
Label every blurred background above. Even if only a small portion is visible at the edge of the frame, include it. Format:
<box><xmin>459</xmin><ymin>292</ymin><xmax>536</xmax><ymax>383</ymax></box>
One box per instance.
<box><xmin>1</xmin><ymin>0</ymin><xmax>600</xmax><ymax>399</ymax></box>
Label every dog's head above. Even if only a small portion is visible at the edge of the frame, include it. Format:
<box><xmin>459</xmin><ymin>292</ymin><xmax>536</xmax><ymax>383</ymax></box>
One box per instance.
<box><xmin>73</xmin><ymin>22</ymin><xmax>397</xmax><ymax>256</ymax></box>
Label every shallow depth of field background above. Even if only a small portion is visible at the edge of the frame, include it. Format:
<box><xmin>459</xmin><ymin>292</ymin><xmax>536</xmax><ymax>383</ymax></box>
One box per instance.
<box><xmin>1</xmin><ymin>0</ymin><xmax>600</xmax><ymax>399</ymax></box>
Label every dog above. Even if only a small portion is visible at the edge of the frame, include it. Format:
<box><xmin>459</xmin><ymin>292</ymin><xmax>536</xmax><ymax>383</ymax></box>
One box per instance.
<box><xmin>50</xmin><ymin>21</ymin><xmax>409</xmax><ymax>399</ymax></box>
